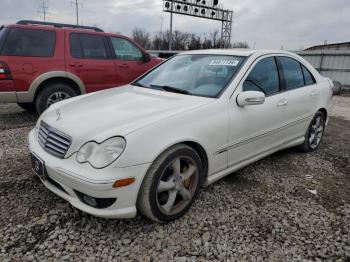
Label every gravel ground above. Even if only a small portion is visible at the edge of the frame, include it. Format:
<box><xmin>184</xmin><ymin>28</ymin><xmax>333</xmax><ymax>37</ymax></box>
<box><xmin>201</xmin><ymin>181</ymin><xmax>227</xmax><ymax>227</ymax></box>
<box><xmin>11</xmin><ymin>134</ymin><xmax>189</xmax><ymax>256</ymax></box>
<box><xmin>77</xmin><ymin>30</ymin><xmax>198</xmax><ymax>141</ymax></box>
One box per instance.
<box><xmin>0</xmin><ymin>97</ymin><xmax>349</xmax><ymax>262</ymax></box>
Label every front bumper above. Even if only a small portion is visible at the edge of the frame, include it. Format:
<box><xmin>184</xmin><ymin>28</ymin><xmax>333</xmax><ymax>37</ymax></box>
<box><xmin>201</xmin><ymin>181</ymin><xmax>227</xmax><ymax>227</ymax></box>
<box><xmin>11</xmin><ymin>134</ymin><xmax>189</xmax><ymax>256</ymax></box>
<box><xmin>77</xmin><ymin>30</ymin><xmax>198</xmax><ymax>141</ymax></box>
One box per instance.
<box><xmin>28</xmin><ymin>129</ymin><xmax>151</xmax><ymax>219</ymax></box>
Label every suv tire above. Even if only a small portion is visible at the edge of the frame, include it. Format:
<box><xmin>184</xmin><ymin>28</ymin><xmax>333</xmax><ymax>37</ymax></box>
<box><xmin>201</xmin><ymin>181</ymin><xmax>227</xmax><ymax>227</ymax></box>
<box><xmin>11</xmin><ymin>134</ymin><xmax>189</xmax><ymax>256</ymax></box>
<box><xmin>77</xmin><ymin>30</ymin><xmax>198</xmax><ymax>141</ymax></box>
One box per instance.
<box><xmin>137</xmin><ymin>144</ymin><xmax>204</xmax><ymax>222</ymax></box>
<box><xmin>35</xmin><ymin>82</ymin><xmax>77</xmax><ymax>114</ymax></box>
<box><xmin>17</xmin><ymin>102</ymin><xmax>36</xmax><ymax>113</ymax></box>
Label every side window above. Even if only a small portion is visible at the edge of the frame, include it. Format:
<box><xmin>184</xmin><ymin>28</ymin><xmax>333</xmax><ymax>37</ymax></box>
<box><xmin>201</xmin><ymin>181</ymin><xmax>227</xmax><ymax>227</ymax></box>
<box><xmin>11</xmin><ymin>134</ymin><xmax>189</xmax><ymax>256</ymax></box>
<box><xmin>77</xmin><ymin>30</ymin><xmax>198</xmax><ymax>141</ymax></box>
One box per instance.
<box><xmin>302</xmin><ymin>65</ymin><xmax>316</xmax><ymax>85</ymax></box>
<box><xmin>1</xmin><ymin>28</ymin><xmax>55</xmax><ymax>57</ymax></box>
<box><xmin>278</xmin><ymin>57</ymin><xmax>304</xmax><ymax>90</ymax></box>
<box><xmin>243</xmin><ymin>57</ymin><xmax>280</xmax><ymax>96</ymax></box>
<box><xmin>71</xmin><ymin>33</ymin><xmax>108</xmax><ymax>60</ymax></box>
<box><xmin>110</xmin><ymin>37</ymin><xmax>143</xmax><ymax>61</ymax></box>
<box><xmin>70</xmin><ymin>33</ymin><xmax>83</xmax><ymax>59</ymax></box>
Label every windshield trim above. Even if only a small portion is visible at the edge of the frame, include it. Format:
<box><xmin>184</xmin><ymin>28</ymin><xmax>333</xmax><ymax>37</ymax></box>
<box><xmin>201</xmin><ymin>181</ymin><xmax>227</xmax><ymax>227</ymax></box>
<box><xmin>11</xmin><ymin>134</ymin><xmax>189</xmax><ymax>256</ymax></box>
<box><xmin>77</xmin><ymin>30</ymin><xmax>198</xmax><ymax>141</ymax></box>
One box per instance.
<box><xmin>131</xmin><ymin>54</ymin><xmax>248</xmax><ymax>99</ymax></box>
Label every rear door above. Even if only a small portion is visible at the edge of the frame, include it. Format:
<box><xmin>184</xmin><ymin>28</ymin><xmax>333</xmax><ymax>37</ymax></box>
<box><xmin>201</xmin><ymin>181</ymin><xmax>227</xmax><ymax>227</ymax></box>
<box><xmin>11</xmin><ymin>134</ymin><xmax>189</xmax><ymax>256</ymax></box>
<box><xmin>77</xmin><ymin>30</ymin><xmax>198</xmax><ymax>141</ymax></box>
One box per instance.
<box><xmin>109</xmin><ymin>36</ymin><xmax>153</xmax><ymax>85</ymax></box>
<box><xmin>276</xmin><ymin>56</ymin><xmax>318</xmax><ymax>138</ymax></box>
<box><xmin>66</xmin><ymin>32</ymin><xmax>117</xmax><ymax>93</ymax></box>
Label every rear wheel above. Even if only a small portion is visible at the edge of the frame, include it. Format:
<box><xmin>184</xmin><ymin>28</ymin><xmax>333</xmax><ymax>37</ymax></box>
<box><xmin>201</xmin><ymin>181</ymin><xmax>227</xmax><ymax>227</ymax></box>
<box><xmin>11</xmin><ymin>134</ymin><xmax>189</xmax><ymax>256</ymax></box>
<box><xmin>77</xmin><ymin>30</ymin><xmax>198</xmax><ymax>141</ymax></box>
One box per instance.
<box><xmin>299</xmin><ymin>111</ymin><xmax>325</xmax><ymax>152</ymax></box>
<box><xmin>35</xmin><ymin>82</ymin><xmax>77</xmax><ymax>114</ymax></box>
<box><xmin>137</xmin><ymin>144</ymin><xmax>204</xmax><ymax>222</ymax></box>
<box><xmin>17</xmin><ymin>102</ymin><xmax>36</xmax><ymax>113</ymax></box>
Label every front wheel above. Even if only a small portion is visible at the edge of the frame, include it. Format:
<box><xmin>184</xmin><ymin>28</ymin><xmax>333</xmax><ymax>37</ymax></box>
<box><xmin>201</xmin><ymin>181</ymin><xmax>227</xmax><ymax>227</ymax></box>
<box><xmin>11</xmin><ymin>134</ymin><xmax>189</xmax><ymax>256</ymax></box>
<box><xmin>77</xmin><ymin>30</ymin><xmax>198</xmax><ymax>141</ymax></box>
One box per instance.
<box><xmin>137</xmin><ymin>144</ymin><xmax>204</xmax><ymax>222</ymax></box>
<box><xmin>299</xmin><ymin>111</ymin><xmax>325</xmax><ymax>152</ymax></box>
<box><xmin>35</xmin><ymin>82</ymin><xmax>77</xmax><ymax>115</ymax></box>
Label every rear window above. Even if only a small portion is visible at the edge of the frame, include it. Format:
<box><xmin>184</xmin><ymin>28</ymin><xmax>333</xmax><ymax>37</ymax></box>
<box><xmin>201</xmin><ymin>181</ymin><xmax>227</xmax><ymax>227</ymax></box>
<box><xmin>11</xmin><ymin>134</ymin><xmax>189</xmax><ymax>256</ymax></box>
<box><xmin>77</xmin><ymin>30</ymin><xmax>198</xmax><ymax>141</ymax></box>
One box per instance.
<box><xmin>70</xmin><ymin>33</ymin><xmax>108</xmax><ymax>60</ymax></box>
<box><xmin>0</xmin><ymin>27</ymin><xmax>6</xmax><ymax>41</ymax></box>
<box><xmin>0</xmin><ymin>27</ymin><xmax>7</xmax><ymax>51</ymax></box>
<box><xmin>302</xmin><ymin>65</ymin><xmax>316</xmax><ymax>85</ymax></box>
<box><xmin>278</xmin><ymin>57</ymin><xmax>305</xmax><ymax>90</ymax></box>
<box><xmin>1</xmin><ymin>28</ymin><xmax>56</xmax><ymax>57</ymax></box>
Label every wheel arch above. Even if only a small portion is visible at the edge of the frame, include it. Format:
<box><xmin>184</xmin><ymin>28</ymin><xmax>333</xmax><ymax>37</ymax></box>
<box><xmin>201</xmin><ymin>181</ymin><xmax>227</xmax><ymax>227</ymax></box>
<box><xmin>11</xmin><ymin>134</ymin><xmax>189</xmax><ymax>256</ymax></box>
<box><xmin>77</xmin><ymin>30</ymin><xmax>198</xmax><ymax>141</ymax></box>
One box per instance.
<box><xmin>181</xmin><ymin>141</ymin><xmax>209</xmax><ymax>179</ymax></box>
<box><xmin>16</xmin><ymin>71</ymin><xmax>86</xmax><ymax>103</ymax></box>
<box><xmin>318</xmin><ymin>108</ymin><xmax>328</xmax><ymax>120</ymax></box>
<box><xmin>34</xmin><ymin>76</ymin><xmax>82</xmax><ymax>100</ymax></box>
<box><xmin>144</xmin><ymin>140</ymin><xmax>209</xmax><ymax>180</ymax></box>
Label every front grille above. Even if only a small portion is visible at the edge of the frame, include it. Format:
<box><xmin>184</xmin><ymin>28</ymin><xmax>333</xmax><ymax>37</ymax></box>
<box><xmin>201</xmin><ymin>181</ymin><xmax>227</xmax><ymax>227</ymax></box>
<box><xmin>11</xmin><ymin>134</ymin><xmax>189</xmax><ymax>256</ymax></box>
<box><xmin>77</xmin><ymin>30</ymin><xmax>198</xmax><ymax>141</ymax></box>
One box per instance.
<box><xmin>38</xmin><ymin>121</ymin><xmax>72</xmax><ymax>159</ymax></box>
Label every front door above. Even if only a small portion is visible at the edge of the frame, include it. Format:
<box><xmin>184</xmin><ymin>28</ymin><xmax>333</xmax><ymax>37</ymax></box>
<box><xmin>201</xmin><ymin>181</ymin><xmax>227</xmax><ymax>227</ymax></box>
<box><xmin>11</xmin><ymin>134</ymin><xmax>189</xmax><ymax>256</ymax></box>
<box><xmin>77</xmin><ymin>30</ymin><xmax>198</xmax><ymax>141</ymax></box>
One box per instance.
<box><xmin>109</xmin><ymin>37</ymin><xmax>153</xmax><ymax>85</ymax></box>
<box><xmin>66</xmin><ymin>32</ymin><xmax>117</xmax><ymax>93</ymax></box>
<box><xmin>228</xmin><ymin>56</ymin><xmax>289</xmax><ymax>167</ymax></box>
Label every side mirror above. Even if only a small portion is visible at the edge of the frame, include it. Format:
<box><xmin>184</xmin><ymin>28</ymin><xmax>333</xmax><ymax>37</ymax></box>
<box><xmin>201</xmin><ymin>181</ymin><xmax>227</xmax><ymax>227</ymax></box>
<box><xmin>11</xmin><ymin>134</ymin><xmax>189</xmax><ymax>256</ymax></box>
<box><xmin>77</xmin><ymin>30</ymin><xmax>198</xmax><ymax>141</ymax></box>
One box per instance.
<box><xmin>236</xmin><ymin>91</ymin><xmax>266</xmax><ymax>107</ymax></box>
<box><xmin>143</xmin><ymin>52</ymin><xmax>151</xmax><ymax>63</ymax></box>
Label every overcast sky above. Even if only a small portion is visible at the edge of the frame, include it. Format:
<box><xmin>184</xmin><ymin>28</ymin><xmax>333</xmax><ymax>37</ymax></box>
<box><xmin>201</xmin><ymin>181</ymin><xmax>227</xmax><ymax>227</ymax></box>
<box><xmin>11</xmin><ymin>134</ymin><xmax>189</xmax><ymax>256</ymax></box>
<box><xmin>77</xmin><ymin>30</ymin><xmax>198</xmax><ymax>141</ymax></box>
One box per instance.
<box><xmin>1</xmin><ymin>0</ymin><xmax>349</xmax><ymax>50</ymax></box>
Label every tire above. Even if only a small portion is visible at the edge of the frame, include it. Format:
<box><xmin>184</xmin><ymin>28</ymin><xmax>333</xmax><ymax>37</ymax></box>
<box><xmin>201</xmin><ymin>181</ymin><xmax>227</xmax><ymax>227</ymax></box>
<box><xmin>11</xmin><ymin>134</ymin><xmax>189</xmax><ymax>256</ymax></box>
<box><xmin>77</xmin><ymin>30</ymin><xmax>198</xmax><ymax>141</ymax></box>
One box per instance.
<box><xmin>137</xmin><ymin>144</ymin><xmax>204</xmax><ymax>222</ymax></box>
<box><xmin>35</xmin><ymin>82</ymin><xmax>77</xmax><ymax>115</ymax></box>
<box><xmin>299</xmin><ymin>111</ymin><xmax>326</xmax><ymax>152</ymax></box>
<box><xmin>17</xmin><ymin>102</ymin><xmax>36</xmax><ymax>113</ymax></box>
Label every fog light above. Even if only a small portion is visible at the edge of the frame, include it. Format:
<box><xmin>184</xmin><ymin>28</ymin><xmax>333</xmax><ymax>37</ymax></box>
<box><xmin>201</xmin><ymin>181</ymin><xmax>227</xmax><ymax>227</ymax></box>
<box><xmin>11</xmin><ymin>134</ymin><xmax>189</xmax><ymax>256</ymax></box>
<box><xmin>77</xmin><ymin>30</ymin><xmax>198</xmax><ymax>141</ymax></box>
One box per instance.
<box><xmin>82</xmin><ymin>195</ymin><xmax>98</xmax><ymax>207</ymax></box>
<box><xmin>113</xmin><ymin>177</ymin><xmax>135</xmax><ymax>188</ymax></box>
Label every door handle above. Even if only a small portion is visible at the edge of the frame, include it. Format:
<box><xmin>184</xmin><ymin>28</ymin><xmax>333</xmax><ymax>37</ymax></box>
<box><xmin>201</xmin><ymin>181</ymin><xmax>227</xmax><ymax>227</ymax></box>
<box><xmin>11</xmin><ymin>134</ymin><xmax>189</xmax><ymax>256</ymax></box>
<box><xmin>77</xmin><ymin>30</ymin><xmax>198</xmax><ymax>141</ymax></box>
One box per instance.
<box><xmin>69</xmin><ymin>63</ymin><xmax>83</xmax><ymax>68</ymax></box>
<box><xmin>277</xmin><ymin>99</ymin><xmax>288</xmax><ymax>107</ymax></box>
<box><xmin>118</xmin><ymin>64</ymin><xmax>129</xmax><ymax>68</ymax></box>
<box><xmin>310</xmin><ymin>90</ymin><xmax>320</xmax><ymax>97</ymax></box>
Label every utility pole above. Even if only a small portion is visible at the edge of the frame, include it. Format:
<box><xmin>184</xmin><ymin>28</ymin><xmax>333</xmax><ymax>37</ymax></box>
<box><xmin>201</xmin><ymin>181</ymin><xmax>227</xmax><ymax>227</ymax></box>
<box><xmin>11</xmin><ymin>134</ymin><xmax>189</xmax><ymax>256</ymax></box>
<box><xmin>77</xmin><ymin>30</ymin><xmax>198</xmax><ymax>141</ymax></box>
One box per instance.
<box><xmin>71</xmin><ymin>0</ymin><xmax>82</xmax><ymax>25</ymax></box>
<box><xmin>38</xmin><ymin>0</ymin><xmax>48</xmax><ymax>22</ymax></box>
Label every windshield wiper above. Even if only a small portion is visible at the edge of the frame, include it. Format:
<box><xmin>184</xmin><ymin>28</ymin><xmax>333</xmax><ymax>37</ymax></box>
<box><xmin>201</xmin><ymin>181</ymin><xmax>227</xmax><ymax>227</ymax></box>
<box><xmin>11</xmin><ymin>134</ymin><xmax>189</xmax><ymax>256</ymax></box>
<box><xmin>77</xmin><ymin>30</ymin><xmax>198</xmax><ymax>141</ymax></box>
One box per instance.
<box><xmin>131</xmin><ymin>82</ymin><xmax>147</xmax><ymax>87</ymax></box>
<box><xmin>150</xmin><ymin>84</ymin><xmax>192</xmax><ymax>95</ymax></box>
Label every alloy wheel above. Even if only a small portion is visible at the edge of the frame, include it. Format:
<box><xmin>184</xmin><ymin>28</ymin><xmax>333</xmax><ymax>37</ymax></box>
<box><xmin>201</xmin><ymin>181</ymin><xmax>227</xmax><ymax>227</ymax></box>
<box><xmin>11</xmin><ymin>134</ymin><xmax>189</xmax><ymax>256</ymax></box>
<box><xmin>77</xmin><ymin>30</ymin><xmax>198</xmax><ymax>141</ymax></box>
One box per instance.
<box><xmin>308</xmin><ymin>115</ymin><xmax>324</xmax><ymax>149</ymax></box>
<box><xmin>46</xmin><ymin>91</ymin><xmax>71</xmax><ymax>107</ymax></box>
<box><xmin>156</xmin><ymin>156</ymin><xmax>199</xmax><ymax>216</ymax></box>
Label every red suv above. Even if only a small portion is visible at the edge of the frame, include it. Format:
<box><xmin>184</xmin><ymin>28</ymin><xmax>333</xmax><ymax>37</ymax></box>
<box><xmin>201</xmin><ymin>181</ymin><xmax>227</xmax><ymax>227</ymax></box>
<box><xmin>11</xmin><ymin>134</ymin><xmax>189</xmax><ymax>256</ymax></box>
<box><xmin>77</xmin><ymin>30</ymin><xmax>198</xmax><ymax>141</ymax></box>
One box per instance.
<box><xmin>0</xmin><ymin>20</ymin><xmax>162</xmax><ymax>114</ymax></box>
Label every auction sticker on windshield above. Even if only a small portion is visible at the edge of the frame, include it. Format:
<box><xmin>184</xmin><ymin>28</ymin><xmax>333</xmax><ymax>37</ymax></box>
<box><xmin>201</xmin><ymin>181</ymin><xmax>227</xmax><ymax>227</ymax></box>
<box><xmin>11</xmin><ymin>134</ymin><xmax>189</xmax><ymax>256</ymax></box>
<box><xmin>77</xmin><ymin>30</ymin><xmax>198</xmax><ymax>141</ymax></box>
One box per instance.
<box><xmin>209</xmin><ymin>59</ymin><xmax>240</xmax><ymax>66</ymax></box>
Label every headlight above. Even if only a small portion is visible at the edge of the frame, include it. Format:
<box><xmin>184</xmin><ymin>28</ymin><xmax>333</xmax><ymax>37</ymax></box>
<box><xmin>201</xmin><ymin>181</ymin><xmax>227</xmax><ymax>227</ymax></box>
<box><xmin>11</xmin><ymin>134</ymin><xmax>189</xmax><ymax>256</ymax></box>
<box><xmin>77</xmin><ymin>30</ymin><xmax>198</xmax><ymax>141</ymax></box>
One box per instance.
<box><xmin>76</xmin><ymin>137</ymin><xmax>126</xmax><ymax>169</ymax></box>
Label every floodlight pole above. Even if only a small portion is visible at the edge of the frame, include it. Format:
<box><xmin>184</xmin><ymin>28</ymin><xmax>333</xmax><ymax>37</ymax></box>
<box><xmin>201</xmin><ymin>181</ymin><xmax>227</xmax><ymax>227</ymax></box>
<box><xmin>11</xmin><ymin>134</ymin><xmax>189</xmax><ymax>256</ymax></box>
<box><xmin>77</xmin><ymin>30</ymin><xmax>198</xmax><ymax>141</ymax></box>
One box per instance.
<box><xmin>169</xmin><ymin>1</ymin><xmax>173</xmax><ymax>50</ymax></box>
<box><xmin>162</xmin><ymin>0</ymin><xmax>233</xmax><ymax>49</ymax></box>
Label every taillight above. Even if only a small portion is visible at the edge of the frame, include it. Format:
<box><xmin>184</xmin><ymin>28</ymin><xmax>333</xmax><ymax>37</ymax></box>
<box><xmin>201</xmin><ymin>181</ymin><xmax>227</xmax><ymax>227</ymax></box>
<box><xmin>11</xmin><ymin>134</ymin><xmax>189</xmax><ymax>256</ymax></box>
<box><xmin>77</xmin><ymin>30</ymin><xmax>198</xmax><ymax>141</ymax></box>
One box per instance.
<box><xmin>0</xmin><ymin>62</ymin><xmax>12</xmax><ymax>80</ymax></box>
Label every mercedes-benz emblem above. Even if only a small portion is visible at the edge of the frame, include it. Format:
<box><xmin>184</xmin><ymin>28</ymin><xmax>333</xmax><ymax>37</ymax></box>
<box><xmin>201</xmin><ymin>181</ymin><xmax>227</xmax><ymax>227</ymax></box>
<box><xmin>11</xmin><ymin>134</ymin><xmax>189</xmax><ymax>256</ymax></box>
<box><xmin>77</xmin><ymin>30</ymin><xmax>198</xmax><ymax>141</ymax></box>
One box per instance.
<box><xmin>56</xmin><ymin>109</ymin><xmax>62</xmax><ymax>121</ymax></box>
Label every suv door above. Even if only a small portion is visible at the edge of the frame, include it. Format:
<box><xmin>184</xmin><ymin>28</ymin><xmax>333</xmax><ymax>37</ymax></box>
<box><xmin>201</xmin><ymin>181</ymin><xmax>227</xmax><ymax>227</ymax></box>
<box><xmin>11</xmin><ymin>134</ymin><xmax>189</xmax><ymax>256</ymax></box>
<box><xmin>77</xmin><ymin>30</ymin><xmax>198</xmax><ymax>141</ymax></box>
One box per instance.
<box><xmin>109</xmin><ymin>37</ymin><xmax>153</xmax><ymax>85</ymax></box>
<box><xmin>228</xmin><ymin>56</ymin><xmax>290</xmax><ymax>167</ymax></box>
<box><xmin>66</xmin><ymin>32</ymin><xmax>117</xmax><ymax>93</ymax></box>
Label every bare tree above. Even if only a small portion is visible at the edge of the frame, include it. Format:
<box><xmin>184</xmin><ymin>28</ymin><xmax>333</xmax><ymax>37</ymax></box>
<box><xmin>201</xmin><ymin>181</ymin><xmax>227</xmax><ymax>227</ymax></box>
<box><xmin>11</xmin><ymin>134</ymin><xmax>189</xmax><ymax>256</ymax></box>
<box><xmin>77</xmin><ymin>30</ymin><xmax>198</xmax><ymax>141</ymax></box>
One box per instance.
<box><xmin>188</xmin><ymin>34</ymin><xmax>201</xmax><ymax>50</ymax></box>
<box><xmin>132</xmin><ymin>28</ymin><xmax>152</xmax><ymax>49</ymax></box>
<box><xmin>131</xmin><ymin>28</ymin><xmax>237</xmax><ymax>51</ymax></box>
<box><xmin>233</xmin><ymin>41</ymin><xmax>250</xmax><ymax>49</ymax></box>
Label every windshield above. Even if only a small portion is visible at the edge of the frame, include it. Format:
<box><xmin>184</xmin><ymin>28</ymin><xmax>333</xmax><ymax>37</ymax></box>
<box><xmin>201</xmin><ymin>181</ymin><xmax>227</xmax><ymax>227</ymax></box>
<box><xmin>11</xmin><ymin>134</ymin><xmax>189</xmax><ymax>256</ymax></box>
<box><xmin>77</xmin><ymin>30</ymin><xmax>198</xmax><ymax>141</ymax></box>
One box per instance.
<box><xmin>133</xmin><ymin>54</ymin><xmax>245</xmax><ymax>98</ymax></box>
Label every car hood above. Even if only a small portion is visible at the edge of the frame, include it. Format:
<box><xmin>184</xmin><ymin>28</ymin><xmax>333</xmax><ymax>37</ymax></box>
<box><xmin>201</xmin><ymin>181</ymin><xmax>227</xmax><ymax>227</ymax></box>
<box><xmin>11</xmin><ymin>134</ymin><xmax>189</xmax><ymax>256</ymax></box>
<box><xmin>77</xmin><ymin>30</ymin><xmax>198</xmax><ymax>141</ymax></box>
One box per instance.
<box><xmin>40</xmin><ymin>85</ymin><xmax>212</xmax><ymax>154</ymax></box>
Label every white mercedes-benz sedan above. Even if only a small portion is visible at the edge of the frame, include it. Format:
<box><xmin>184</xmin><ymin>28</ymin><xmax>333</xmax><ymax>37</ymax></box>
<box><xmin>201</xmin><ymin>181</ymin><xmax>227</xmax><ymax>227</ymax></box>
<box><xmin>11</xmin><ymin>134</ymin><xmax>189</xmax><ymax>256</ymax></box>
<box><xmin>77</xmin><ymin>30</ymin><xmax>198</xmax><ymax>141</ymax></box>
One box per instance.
<box><xmin>28</xmin><ymin>50</ymin><xmax>334</xmax><ymax>222</ymax></box>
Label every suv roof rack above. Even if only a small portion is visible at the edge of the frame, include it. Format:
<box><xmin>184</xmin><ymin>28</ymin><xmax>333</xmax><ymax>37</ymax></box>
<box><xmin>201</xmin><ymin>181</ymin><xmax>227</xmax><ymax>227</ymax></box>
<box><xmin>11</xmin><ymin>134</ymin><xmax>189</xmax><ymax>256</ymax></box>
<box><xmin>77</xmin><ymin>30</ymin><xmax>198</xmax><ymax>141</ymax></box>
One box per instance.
<box><xmin>16</xmin><ymin>20</ymin><xmax>104</xmax><ymax>32</ymax></box>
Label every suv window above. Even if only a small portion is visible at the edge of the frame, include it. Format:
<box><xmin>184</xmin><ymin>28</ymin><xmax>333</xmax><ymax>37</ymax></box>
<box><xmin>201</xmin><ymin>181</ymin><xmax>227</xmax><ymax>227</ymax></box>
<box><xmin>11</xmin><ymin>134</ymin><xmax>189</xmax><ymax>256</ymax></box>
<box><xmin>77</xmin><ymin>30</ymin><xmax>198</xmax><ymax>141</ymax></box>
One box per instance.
<box><xmin>302</xmin><ymin>65</ymin><xmax>316</xmax><ymax>85</ymax></box>
<box><xmin>70</xmin><ymin>33</ymin><xmax>108</xmax><ymax>59</ymax></box>
<box><xmin>243</xmin><ymin>57</ymin><xmax>280</xmax><ymax>96</ymax></box>
<box><xmin>278</xmin><ymin>57</ymin><xmax>304</xmax><ymax>90</ymax></box>
<box><xmin>110</xmin><ymin>37</ymin><xmax>143</xmax><ymax>61</ymax></box>
<box><xmin>0</xmin><ymin>27</ymin><xmax>7</xmax><ymax>51</ymax></box>
<box><xmin>1</xmin><ymin>28</ymin><xmax>56</xmax><ymax>57</ymax></box>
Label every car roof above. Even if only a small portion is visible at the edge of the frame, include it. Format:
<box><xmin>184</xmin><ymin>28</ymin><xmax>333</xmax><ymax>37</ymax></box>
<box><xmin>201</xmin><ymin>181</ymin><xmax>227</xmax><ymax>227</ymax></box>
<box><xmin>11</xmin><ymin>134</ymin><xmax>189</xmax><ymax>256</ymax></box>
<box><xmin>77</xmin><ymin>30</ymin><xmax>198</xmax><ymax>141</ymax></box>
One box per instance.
<box><xmin>181</xmin><ymin>49</ymin><xmax>295</xmax><ymax>57</ymax></box>
<box><xmin>5</xmin><ymin>23</ymin><xmax>128</xmax><ymax>38</ymax></box>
